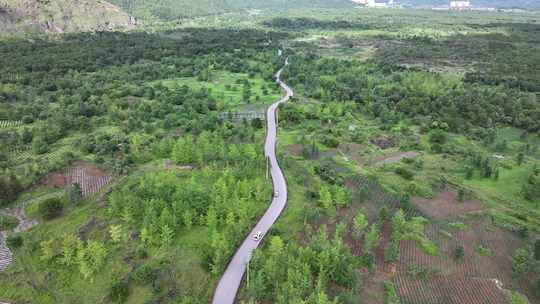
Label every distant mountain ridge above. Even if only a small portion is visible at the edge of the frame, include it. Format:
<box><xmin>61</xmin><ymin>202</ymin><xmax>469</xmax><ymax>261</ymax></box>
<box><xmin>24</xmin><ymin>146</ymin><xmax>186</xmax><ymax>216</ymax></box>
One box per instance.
<box><xmin>108</xmin><ymin>0</ymin><xmax>355</xmax><ymax>20</ymax></box>
<box><xmin>0</xmin><ymin>0</ymin><xmax>136</xmax><ymax>34</ymax></box>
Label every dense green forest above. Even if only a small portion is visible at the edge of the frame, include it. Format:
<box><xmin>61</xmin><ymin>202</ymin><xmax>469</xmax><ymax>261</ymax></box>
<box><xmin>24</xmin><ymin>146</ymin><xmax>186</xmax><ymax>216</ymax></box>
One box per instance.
<box><xmin>108</xmin><ymin>0</ymin><xmax>353</xmax><ymax>20</ymax></box>
<box><xmin>0</xmin><ymin>27</ymin><xmax>289</xmax><ymax>302</ymax></box>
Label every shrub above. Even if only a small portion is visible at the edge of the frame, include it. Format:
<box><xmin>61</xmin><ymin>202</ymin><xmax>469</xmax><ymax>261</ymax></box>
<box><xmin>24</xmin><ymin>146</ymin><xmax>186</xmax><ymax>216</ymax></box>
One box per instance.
<box><xmin>429</xmin><ymin>129</ymin><xmax>447</xmax><ymax>144</ymax></box>
<box><xmin>522</xmin><ymin>168</ymin><xmax>540</xmax><ymax>201</ymax></box>
<box><xmin>38</xmin><ymin>198</ymin><xmax>64</xmax><ymax>219</ymax></box>
<box><xmin>383</xmin><ymin>281</ymin><xmax>400</xmax><ymax>304</ymax></box>
<box><xmin>0</xmin><ymin>174</ymin><xmax>23</xmax><ymax>207</ymax></box>
<box><xmin>109</xmin><ymin>280</ymin><xmax>129</xmax><ymax>303</ymax></box>
<box><xmin>458</xmin><ymin>189</ymin><xmax>466</xmax><ymax>202</ymax></box>
<box><xmin>135</xmin><ymin>246</ymin><xmax>148</xmax><ymax>259</ymax></box>
<box><xmin>510</xmin><ymin>291</ymin><xmax>530</xmax><ymax>304</ymax></box>
<box><xmin>321</xmin><ymin>135</ymin><xmax>339</xmax><ymax>148</ymax></box>
<box><xmin>394</xmin><ymin>167</ymin><xmax>414</xmax><ymax>180</ymax></box>
<box><xmin>512</xmin><ymin>248</ymin><xmax>531</xmax><ymax>277</ymax></box>
<box><xmin>6</xmin><ymin>235</ymin><xmax>23</xmax><ymax>248</ymax></box>
<box><xmin>66</xmin><ymin>183</ymin><xmax>82</xmax><ymax>205</ymax></box>
<box><xmin>22</xmin><ymin>115</ymin><xmax>34</xmax><ymax>124</ymax></box>
<box><xmin>131</xmin><ymin>265</ymin><xmax>156</xmax><ymax>284</ymax></box>
<box><xmin>430</xmin><ymin>143</ymin><xmax>443</xmax><ymax>153</ymax></box>
<box><xmin>454</xmin><ymin>246</ymin><xmax>465</xmax><ymax>260</ymax></box>
<box><xmin>534</xmin><ymin>240</ymin><xmax>540</xmax><ymax>260</ymax></box>
<box><xmin>32</xmin><ymin>137</ymin><xmax>48</xmax><ymax>155</ymax></box>
<box><xmin>251</xmin><ymin>118</ymin><xmax>263</xmax><ymax>129</ymax></box>
<box><xmin>0</xmin><ymin>214</ymin><xmax>19</xmax><ymax>230</ymax></box>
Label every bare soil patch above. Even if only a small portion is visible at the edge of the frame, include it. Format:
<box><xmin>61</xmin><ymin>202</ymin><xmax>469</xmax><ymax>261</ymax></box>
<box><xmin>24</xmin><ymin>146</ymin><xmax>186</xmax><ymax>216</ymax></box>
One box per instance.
<box><xmin>40</xmin><ymin>172</ymin><xmax>67</xmax><ymax>188</ymax></box>
<box><xmin>163</xmin><ymin>160</ymin><xmax>193</xmax><ymax>171</ymax></box>
<box><xmin>397</xmin><ymin>217</ymin><xmax>525</xmax><ymax>303</ymax></box>
<box><xmin>370</xmin><ymin>137</ymin><xmax>395</xmax><ymax>149</ymax></box>
<box><xmin>412</xmin><ymin>189</ymin><xmax>484</xmax><ymax>220</ymax></box>
<box><xmin>395</xmin><ymin>275</ymin><xmax>509</xmax><ymax>304</ymax></box>
<box><xmin>374</xmin><ymin>151</ymin><xmax>419</xmax><ymax>166</ymax></box>
<box><xmin>359</xmin><ymin>221</ymin><xmax>396</xmax><ymax>304</ymax></box>
<box><xmin>286</xmin><ymin>144</ymin><xmax>304</xmax><ymax>157</ymax></box>
<box><xmin>66</xmin><ymin>164</ymin><xmax>112</xmax><ymax>197</ymax></box>
<box><xmin>375</xmin><ymin>221</ymin><xmax>396</xmax><ymax>274</ymax></box>
<box><xmin>338</xmin><ymin>142</ymin><xmax>367</xmax><ymax>165</ymax></box>
<box><xmin>40</xmin><ymin>163</ymin><xmax>113</xmax><ymax>197</ymax></box>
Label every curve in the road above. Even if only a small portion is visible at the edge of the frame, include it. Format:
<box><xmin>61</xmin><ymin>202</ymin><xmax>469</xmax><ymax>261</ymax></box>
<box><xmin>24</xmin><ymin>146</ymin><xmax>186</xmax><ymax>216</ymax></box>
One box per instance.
<box><xmin>211</xmin><ymin>58</ymin><xmax>293</xmax><ymax>304</ymax></box>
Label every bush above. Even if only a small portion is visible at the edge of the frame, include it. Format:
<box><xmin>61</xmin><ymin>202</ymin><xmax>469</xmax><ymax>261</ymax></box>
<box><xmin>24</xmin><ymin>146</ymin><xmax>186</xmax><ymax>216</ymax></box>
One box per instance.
<box><xmin>0</xmin><ymin>214</ymin><xmax>19</xmax><ymax>230</ymax></box>
<box><xmin>454</xmin><ymin>246</ymin><xmax>465</xmax><ymax>260</ymax></box>
<box><xmin>534</xmin><ymin>240</ymin><xmax>540</xmax><ymax>260</ymax></box>
<box><xmin>429</xmin><ymin>129</ymin><xmax>447</xmax><ymax>144</ymax></box>
<box><xmin>6</xmin><ymin>235</ymin><xmax>23</xmax><ymax>248</ymax></box>
<box><xmin>109</xmin><ymin>280</ymin><xmax>129</xmax><ymax>303</ymax></box>
<box><xmin>510</xmin><ymin>291</ymin><xmax>530</xmax><ymax>304</ymax></box>
<box><xmin>321</xmin><ymin>135</ymin><xmax>339</xmax><ymax>148</ymax></box>
<box><xmin>38</xmin><ymin>198</ymin><xmax>64</xmax><ymax>219</ymax></box>
<box><xmin>394</xmin><ymin>167</ymin><xmax>414</xmax><ymax>180</ymax></box>
<box><xmin>66</xmin><ymin>183</ymin><xmax>82</xmax><ymax>205</ymax></box>
<box><xmin>32</xmin><ymin>137</ymin><xmax>48</xmax><ymax>155</ymax></box>
<box><xmin>522</xmin><ymin>168</ymin><xmax>540</xmax><ymax>201</ymax></box>
<box><xmin>22</xmin><ymin>115</ymin><xmax>34</xmax><ymax>124</ymax></box>
<box><xmin>0</xmin><ymin>174</ymin><xmax>23</xmax><ymax>207</ymax></box>
<box><xmin>131</xmin><ymin>265</ymin><xmax>156</xmax><ymax>284</ymax></box>
<box><xmin>383</xmin><ymin>281</ymin><xmax>400</xmax><ymax>304</ymax></box>
<box><xmin>135</xmin><ymin>246</ymin><xmax>148</xmax><ymax>259</ymax></box>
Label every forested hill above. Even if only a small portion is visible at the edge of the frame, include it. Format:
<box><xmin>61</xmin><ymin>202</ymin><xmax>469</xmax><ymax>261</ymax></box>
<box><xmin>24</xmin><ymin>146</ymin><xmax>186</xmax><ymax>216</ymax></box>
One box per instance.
<box><xmin>108</xmin><ymin>0</ymin><xmax>354</xmax><ymax>20</ymax></box>
<box><xmin>0</xmin><ymin>0</ymin><xmax>136</xmax><ymax>34</ymax></box>
<box><xmin>401</xmin><ymin>0</ymin><xmax>540</xmax><ymax>9</ymax></box>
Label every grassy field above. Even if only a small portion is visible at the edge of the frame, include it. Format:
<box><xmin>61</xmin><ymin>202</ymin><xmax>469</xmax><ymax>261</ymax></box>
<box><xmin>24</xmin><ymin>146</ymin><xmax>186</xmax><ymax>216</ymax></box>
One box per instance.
<box><xmin>157</xmin><ymin>70</ymin><xmax>282</xmax><ymax>109</ymax></box>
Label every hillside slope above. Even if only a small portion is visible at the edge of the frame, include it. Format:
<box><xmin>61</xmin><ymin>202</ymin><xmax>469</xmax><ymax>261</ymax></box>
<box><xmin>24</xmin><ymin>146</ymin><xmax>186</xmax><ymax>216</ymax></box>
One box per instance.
<box><xmin>0</xmin><ymin>0</ymin><xmax>136</xmax><ymax>34</ymax></box>
<box><xmin>108</xmin><ymin>0</ymin><xmax>354</xmax><ymax>20</ymax></box>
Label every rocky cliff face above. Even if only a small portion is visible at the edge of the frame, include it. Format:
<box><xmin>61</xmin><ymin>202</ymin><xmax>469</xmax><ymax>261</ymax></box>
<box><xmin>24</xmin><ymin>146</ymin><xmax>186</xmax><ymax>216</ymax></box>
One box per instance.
<box><xmin>0</xmin><ymin>0</ymin><xmax>137</xmax><ymax>34</ymax></box>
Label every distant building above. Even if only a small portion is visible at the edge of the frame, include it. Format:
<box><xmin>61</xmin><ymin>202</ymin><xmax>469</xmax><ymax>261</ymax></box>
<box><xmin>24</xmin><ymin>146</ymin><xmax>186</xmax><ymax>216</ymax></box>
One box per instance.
<box><xmin>351</xmin><ymin>0</ymin><xmax>369</xmax><ymax>5</ymax></box>
<box><xmin>352</xmin><ymin>0</ymin><xmax>391</xmax><ymax>8</ymax></box>
<box><xmin>450</xmin><ymin>1</ymin><xmax>472</xmax><ymax>10</ymax></box>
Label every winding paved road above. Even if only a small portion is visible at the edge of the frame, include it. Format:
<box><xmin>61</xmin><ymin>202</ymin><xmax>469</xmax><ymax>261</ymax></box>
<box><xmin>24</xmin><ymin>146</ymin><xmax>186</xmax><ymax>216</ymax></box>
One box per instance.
<box><xmin>211</xmin><ymin>58</ymin><xmax>293</xmax><ymax>304</ymax></box>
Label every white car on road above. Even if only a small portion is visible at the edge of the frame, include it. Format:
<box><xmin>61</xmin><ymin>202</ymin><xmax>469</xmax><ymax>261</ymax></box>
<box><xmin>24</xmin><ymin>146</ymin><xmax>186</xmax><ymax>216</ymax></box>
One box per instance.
<box><xmin>253</xmin><ymin>231</ymin><xmax>263</xmax><ymax>241</ymax></box>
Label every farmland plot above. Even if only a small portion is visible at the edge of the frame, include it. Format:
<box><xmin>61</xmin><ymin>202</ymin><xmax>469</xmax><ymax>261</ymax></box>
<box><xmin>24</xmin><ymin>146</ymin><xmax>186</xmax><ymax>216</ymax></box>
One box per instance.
<box><xmin>395</xmin><ymin>216</ymin><xmax>527</xmax><ymax>304</ymax></box>
<box><xmin>395</xmin><ymin>275</ymin><xmax>509</xmax><ymax>304</ymax></box>
<box><xmin>0</xmin><ymin>120</ymin><xmax>22</xmax><ymax>129</ymax></box>
<box><xmin>8</xmin><ymin>146</ymin><xmax>32</xmax><ymax>162</ymax></box>
<box><xmin>399</xmin><ymin>219</ymin><xmax>522</xmax><ymax>281</ymax></box>
<box><xmin>65</xmin><ymin>165</ymin><xmax>113</xmax><ymax>197</ymax></box>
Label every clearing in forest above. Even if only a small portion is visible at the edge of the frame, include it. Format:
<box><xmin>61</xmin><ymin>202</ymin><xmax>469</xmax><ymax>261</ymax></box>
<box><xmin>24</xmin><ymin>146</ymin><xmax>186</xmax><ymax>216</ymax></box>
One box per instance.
<box><xmin>41</xmin><ymin>163</ymin><xmax>113</xmax><ymax>197</ymax></box>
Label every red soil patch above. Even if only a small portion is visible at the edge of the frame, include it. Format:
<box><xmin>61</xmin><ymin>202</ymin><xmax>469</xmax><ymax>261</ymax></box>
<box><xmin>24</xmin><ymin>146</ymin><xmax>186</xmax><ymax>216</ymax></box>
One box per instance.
<box><xmin>66</xmin><ymin>165</ymin><xmax>112</xmax><ymax>197</ymax></box>
<box><xmin>375</xmin><ymin>221</ymin><xmax>396</xmax><ymax>274</ymax></box>
<box><xmin>40</xmin><ymin>172</ymin><xmax>66</xmax><ymax>188</ymax></box>
<box><xmin>371</xmin><ymin>137</ymin><xmax>395</xmax><ymax>149</ymax></box>
<box><xmin>373</xmin><ymin>151</ymin><xmax>419</xmax><ymax>166</ymax></box>
<box><xmin>343</xmin><ymin>229</ymin><xmax>363</xmax><ymax>257</ymax></box>
<box><xmin>338</xmin><ymin>142</ymin><xmax>367</xmax><ymax>165</ymax></box>
<box><xmin>398</xmin><ymin>218</ymin><xmax>523</xmax><ymax>296</ymax></box>
<box><xmin>520</xmin><ymin>273</ymin><xmax>540</xmax><ymax>304</ymax></box>
<box><xmin>395</xmin><ymin>275</ymin><xmax>510</xmax><ymax>304</ymax></box>
<box><xmin>358</xmin><ymin>221</ymin><xmax>397</xmax><ymax>304</ymax></box>
<box><xmin>40</xmin><ymin>163</ymin><xmax>113</xmax><ymax>197</ymax></box>
<box><xmin>412</xmin><ymin>190</ymin><xmax>484</xmax><ymax>220</ymax></box>
<box><xmin>362</xmin><ymin>270</ymin><xmax>391</xmax><ymax>304</ymax></box>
